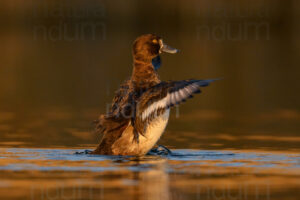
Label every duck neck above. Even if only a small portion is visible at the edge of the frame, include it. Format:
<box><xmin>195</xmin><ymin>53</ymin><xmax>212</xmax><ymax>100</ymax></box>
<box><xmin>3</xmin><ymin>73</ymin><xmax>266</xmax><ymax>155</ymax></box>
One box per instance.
<box><xmin>131</xmin><ymin>59</ymin><xmax>160</xmax><ymax>91</ymax></box>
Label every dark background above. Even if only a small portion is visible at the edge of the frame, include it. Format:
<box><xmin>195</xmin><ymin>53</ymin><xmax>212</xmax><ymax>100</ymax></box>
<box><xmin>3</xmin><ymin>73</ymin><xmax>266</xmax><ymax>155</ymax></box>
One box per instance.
<box><xmin>0</xmin><ymin>0</ymin><xmax>299</xmax><ymax>150</ymax></box>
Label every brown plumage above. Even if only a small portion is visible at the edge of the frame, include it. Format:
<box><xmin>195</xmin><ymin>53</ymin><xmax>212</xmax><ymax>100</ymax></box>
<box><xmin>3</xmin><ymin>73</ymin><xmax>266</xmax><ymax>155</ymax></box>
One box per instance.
<box><xmin>92</xmin><ymin>34</ymin><xmax>217</xmax><ymax>156</ymax></box>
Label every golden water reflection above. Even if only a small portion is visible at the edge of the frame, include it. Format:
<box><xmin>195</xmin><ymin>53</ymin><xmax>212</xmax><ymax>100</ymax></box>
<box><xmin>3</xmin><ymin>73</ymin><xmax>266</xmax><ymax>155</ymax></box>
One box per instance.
<box><xmin>0</xmin><ymin>148</ymin><xmax>299</xmax><ymax>200</ymax></box>
<box><xmin>0</xmin><ymin>109</ymin><xmax>299</xmax><ymax>151</ymax></box>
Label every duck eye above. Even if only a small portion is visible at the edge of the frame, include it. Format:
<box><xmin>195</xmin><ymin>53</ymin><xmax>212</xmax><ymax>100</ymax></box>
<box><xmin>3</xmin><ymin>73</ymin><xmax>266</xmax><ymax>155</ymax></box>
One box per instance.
<box><xmin>152</xmin><ymin>39</ymin><xmax>158</xmax><ymax>44</ymax></box>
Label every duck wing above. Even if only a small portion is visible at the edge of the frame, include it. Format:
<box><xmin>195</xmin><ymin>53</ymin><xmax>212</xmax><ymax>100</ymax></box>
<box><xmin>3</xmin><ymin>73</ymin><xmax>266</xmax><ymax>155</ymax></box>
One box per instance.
<box><xmin>94</xmin><ymin>79</ymin><xmax>133</xmax><ymax>135</ymax></box>
<box><xmin>134</xmin><ymin>79</ymin><xmax>218</xmax><ymax>137</ymax></box>
<box><xmin>93</xmin><ymin>79</ymin><xmax>135</xmax><ymax>154</ymax></box>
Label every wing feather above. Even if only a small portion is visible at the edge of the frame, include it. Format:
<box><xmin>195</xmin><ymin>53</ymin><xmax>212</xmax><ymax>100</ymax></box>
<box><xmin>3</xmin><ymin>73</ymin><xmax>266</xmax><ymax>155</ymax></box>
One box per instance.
<box><xmin>137</xmin><ymin>79</ymin><xmax>218</xmax><ymax>123</ymax></box>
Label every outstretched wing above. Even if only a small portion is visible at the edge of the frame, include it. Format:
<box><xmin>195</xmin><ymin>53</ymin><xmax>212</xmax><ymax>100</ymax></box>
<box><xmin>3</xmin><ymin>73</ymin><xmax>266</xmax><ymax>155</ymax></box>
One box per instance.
<box><xmin>135</xmin><ymin>79</ymin><xmax>218</xmax><ymax>134</ymax></box>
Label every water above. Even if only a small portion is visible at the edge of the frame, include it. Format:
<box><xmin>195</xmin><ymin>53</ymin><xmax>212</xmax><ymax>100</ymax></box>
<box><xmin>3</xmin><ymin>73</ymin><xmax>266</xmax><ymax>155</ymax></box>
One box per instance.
<box><xmin>0</xmin><ymin>148</ymin><xmax>299</xmax><ymax>200</ymax></box>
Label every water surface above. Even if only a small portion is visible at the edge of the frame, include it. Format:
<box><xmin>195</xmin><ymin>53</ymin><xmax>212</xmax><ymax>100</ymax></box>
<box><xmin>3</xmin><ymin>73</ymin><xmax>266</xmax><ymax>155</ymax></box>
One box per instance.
<box><xmin>0</xmin><ymin>148</ymin><xmax>299</xmax><ymax>200</ymax></box>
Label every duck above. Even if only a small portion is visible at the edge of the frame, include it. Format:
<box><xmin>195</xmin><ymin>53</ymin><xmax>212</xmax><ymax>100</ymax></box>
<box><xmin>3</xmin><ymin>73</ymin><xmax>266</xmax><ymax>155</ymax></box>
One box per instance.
<box><xmin>92</xmin><ymin>34</ymin><xmax>217</xmax><ymax>156</ymax></box>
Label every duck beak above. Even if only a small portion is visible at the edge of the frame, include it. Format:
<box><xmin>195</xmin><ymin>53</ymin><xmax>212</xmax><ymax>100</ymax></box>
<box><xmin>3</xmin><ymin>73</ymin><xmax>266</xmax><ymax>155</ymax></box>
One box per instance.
<box><xmin>159</xmin><ymin>39</ymin><xmax>179</xmax><ymax>54</ymax></box>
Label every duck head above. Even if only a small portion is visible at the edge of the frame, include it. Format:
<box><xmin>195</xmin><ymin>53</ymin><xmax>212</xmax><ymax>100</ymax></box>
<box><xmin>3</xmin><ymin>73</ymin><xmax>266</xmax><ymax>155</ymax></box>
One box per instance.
<box><xmin>132</xmin><ymin>34</ymin><xmax>179</xmax><ymax>70</ymax></box>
